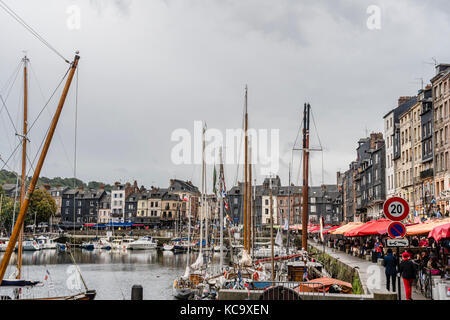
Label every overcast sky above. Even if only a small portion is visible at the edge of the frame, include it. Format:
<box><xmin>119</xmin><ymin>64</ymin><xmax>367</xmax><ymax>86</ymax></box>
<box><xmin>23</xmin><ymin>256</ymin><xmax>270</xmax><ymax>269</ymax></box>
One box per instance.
<box><xmin>0</xmin><ymin>0</ymin><xmax>449</xmax><ymax>192</ymax></box>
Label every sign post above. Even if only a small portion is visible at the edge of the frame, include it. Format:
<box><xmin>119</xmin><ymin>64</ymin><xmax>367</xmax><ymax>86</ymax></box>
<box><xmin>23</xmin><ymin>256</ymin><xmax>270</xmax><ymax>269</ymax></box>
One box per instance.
<box><xmin>383</xmin><ymin>197</ymin><xmax>410</xmax><ymax>301</ymax></box>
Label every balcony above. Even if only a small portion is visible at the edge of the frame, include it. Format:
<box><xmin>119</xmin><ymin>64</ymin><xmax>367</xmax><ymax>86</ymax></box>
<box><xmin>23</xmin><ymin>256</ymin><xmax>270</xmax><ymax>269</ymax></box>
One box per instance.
<box><xmin>420</xmin><ymin>168</ymin><xmax>433</xmax><ymax>179</ymax></box>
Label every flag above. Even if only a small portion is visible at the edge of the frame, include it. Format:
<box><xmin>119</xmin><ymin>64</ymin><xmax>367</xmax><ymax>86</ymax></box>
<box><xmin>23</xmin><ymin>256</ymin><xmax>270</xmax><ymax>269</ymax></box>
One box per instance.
<box><xmin>183</xmin><ymin>196</ymin><xmax>188</xmax><ymax>202</ymax></box>
<box><xmin>275</xmin><ymin>228</ymin><xmax>283</xmax><ymax>247</ymax></box>
<box><xmin>213</xmin><ymin>165</ymin><xmax>217</xmax><ymax>195</ymax></box>
<box><xmin>44</xmin><ymin>270</ymin><xmax>50</xmax><ymax>281</ymax></box>
<box><xmin>283</xmin><ymin>218</ymin><xmax>289</xmax><ymax>231</ymax></box>
<box><xmin>319</xmin><ymin>217</ymin><xmax>324</xmax><ymax>242</ymax></box>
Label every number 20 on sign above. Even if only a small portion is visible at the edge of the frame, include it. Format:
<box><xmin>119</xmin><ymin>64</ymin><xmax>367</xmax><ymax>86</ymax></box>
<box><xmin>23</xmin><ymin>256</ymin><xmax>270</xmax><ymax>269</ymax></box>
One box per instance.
<box><xmin>383</xmin><ymin>197</ymin><xmax>409</xmax><ymax>222</ymax></box>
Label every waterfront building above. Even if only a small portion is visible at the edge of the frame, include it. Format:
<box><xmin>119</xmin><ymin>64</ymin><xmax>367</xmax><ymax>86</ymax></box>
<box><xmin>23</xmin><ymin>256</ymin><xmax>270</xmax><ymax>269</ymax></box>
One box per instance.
<box><xmin>431</xmin><ymin>64</ymin><xmax>450</xmax><ymax>216</ymax></box>
<box><xmin>98</xmin><ymin>193</ymin><xmax>111</xmax><ymax>224</ymax></box>
<box><xmin>161</xmin><ymin>192</ymin><xmax>181</xmax><ymax>228</ymax></box>
<box><xmin>419</xmin><ymin>86</ymin><xmax>435</xmax><ymax>216</ymax></box>
<box><xmin>60</xmin><ymin>189</ymin><xmax>80</xmax><ymax>227</ymax></box>
<box><xmin>384</xmin><ymin>96</ymin><xmax>417</xmax><ymax>200</ymax></box>
<box><xmin>168</xmin><ymin>179</ymin><xmax>200</xmax><ymax>221</ymax></box>
<box><xmin>338</xmin><ymin>133</ymin><xmax>385</xmax><ymax>222</ymax></box>
<box><xmin>309</xmin><ymin>185</ymin><xmax>342</xmax><ymax>225</ymax></box>
<box><xmin>110</xmin><ymin>182</ymin><xmax>134</xmax><ymax>223</ymax></box>
<box><xmin>49</xmin><ymin>186</ymin><xmax>69</xmax><ymax>225</ymax></box>
<box><xmin>125</xmin><ymin>192</ymin><xmax>139</xmax><ymax>223</ymax></box>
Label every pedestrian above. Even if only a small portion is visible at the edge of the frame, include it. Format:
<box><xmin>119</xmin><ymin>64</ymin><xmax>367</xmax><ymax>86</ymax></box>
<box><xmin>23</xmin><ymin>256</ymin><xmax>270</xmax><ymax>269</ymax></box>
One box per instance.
<box><xmin>375</xmin><ymin>239</ymin><xmax>383</xmax><ymax>259</ymax></box>
<box><xmin>418</xmin><ymin>237</ymin><xmax>428</xmax><ymax>247</ymax></box>
<box><xmin>383</xmin><ymin>248</ymin><xmax>397</xmax><ymax>292</ymax></box>
<box><xmin>303</xmin><ymin>267</ymin><xmax>309</xmax><ymax>282</ymax></box>
<box><xmin>399</xmin><ymin>251</ymin><xmax>417</xmax><ymax>300</ymax></box>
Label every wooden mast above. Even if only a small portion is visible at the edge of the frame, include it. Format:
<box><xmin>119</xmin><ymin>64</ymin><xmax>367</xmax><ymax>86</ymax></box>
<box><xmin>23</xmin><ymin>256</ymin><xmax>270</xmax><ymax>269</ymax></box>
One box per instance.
<box><xmin>301</xmin><ymin>103</ymin><xmax>311</xmax><ymax>251</ymax></box>
<box><xmin>16</xmin><ymin>55</ymin><xmax>29</xmax><ymax>279</ymax></box>
<box><xmin>0</xmin><ymin>55</ymin><xmax>80</xmax><ymax>285</ymax></box>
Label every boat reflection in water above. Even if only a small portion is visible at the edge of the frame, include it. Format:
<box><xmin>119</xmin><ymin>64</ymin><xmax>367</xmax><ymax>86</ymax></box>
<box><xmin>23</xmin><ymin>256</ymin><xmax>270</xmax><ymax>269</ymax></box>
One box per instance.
<box><xmin>0</xmin><ymin>249</ymin><xmax>225</xmax><ymax>300</ymax></box>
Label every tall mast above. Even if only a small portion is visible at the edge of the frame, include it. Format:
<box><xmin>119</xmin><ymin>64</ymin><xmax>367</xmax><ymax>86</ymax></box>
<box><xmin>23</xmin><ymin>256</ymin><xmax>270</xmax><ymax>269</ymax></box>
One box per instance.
<box><xmin>270</xmin><ymin>176</ymin><xmax>274</xmax><ymax>282</ymax></box>
<box><xmin>243</xmin><ymin>86</ymin><xmax>248</xmax><ymax>252</ymax></box>
<box><xmin>199</xmin><ymin>123</ymin><xmax>206</xmax><ymax>258</ymax></box>
<box><xmin>17</xmin><ymin>55</ymin><xmax>29</xmax><ymax>279</ymax></box>
<box><xmin>248</xmin><ymin>138</ymin><xmax>252</xmax><ymax>255</ymax></box>
<box><xmin>287</xmin><ymin>162</ymin><xmax>291</xmax><ymax>253</ymax></box>
<box><xmin>219</xmin><ymin>147</ymin><xmax>224</xmax><ymax>269</ymax></box>
<box><xmin>0</xmin><ymin>54</ymin><xmax>80</xmax><ymax>285</ymax></box>
<box><xmin>301</xmin><ymin>103</ymin><xmax>311</xmax><ymax>251</ymax></box>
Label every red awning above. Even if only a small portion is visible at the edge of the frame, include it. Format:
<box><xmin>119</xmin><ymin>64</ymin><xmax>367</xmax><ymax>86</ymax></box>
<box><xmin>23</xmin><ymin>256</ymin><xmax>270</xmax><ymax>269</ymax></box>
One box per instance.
<box><xmin>428</xmin><ymin>223</ymin><xmax>450</xmax><ymax>242</ymax></box>
<box><xmin>83</xmin><ymin>224</ymin><xmax>96</xmax><ymax>227</ymax></box>
<box><xmin>345</xmin><ymin>219</ymin><xmax>392</xmax><ymax>237</ymax></box>
<box><xmin>324</xmin><ymin>226</ymin><xmax>341</xmax><ymax>234</ymax></box>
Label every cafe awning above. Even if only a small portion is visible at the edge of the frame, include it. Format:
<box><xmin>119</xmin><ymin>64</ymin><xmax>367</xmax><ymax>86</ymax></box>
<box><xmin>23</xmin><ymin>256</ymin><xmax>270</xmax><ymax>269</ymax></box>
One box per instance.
<box><xmin>428</xmin><ymin>222</ymin><xmax>450</xmax><ymax>241</ymax></box>
<box><xmin>329</xmin><ymin>222</ymin><xmax>364</xmax><ymax>235</ymax></box>
<box><xmin>406</xmin><ymin>218</ymin><xmax>450</xmax><ymax>236</ymax></box>
<box><xmin>345</xmin><ymin>219</ymin><xmax>392</xmax><ymax>237</ymax></box>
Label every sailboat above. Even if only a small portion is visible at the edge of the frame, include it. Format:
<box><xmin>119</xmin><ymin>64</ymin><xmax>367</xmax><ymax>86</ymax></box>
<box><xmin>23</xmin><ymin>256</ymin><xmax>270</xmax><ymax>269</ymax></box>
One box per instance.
<box><xmin>172</xmin><ymin>122</ymin><xmax>210</xmax><ymax>300</ymax></box>
<box><xmin>0</xmin><ymin>53</ymin><xmax>95</xmax><ymax>300</ymax></box>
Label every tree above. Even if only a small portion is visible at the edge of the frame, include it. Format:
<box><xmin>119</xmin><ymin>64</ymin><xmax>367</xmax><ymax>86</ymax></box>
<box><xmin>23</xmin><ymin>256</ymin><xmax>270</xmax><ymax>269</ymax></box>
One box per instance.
<box><xmin>0</xmin><ymin>196</ymin><xmax>17</xmax><ymax>234</ymax></box>
<box><xmin>26</xmin><ymin>189</ymin><xmax>57</xmax><ymax>226</ymax></box>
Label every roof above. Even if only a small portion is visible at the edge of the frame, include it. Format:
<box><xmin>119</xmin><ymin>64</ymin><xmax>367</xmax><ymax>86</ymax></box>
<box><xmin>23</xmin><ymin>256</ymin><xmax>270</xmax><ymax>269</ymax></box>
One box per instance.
<box><xmin>169</xmin><ymin>179</ymin><xmax>200</xmax><ymax>194</ymax></box>
<box><xmin>76</xmin><ymin>189</ymin><xmax>105</xmax><ymax>200</ymax></box>
<box><xmin>162</xmin><ymin>192</ymin><xmax>181</xmax><ymax>201</ymax></box>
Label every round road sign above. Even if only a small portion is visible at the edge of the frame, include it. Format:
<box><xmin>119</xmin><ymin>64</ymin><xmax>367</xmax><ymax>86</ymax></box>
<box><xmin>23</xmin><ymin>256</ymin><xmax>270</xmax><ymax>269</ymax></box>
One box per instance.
<box><xmin>383</xmin><ymin>197</ymin><xmax>409</xmax><ymax>221</ymax></box>
<box><xmin>387</xmin><ymin>221</ymin><xmax>407</xmax><ymax>239</ymax></box>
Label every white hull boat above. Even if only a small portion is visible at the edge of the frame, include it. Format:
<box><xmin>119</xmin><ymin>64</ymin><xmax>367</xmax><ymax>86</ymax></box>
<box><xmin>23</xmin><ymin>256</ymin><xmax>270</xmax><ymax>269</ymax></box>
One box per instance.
<box><xmin>128</xmin><ymin>236</ymin><xmax>158</xmax><ymax>250</ymax></box>
<box><xmin>37</xmin><ymin>236</ymin><xmax>57</xmax><ymax>249</ymax></box>
<box><xmin>163</xmin><ymin>244</ymin><xmax>174</xmax><ymax>251</ymax></box>
<box><xmin>22</xmin><ymin>239</ymin><xmax>41</xmax><ymax>251</ymax></box>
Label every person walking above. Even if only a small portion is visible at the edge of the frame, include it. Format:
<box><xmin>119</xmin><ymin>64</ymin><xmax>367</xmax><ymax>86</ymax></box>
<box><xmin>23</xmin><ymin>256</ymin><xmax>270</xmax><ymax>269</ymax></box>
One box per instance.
<box><xmin>399</xmin><ymin>251</ymin><xmax>417</xmax><ymax>300</ymax></box>
<box><xmin>383</xmin><ymin>248</ymin><xmax>397</xmax><ymax>292</ymax></box>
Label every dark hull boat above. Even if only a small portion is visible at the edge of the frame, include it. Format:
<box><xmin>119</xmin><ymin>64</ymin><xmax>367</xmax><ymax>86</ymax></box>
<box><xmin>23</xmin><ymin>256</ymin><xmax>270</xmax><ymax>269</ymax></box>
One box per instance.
<box><xmin>173</xmin><ymin>287</ymin><xmax>195</xmax><ymax>300</ymax></box>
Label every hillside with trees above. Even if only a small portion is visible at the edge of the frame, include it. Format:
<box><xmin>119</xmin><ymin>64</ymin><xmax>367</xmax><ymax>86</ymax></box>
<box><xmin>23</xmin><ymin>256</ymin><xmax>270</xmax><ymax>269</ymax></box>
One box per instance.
<box><xmin>0</xmin><ymin>170</ymin><xmax>113</xmax><ymax>192</ymax></box>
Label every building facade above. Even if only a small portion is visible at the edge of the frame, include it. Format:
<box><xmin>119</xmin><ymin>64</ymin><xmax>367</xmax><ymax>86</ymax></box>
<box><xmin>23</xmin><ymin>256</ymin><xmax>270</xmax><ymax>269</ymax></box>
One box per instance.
<box><xmin>431</xmin><ymin>64</ymin><xmax>450</xmax><ymax>216</ymax></box>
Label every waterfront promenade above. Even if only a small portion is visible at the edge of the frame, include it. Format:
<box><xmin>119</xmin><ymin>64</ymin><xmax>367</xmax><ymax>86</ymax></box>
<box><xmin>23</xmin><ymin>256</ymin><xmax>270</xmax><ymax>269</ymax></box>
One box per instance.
<box><xmin>310</xmin><ymin>240</ymin><xmax>427</xmax><ymax>300</ymax></box>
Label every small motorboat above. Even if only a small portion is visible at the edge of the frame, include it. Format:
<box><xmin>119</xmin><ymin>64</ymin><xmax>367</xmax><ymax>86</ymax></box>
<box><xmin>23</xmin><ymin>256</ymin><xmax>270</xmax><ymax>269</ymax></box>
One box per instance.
<box><xmin>0</xmin><ymin>239</ymin><xmax>8</xmax><ymax>252</ymax></box>
<box><xmin>36</xmin><ymin>236</ymin><xmax>57</xmax><ymax>249</ymax></box>
<box><xmin>128</xmin><ymin>236</ymin><xmax>158</xmax><ymax>250</ymax></box>
<box><xmin>163</xmin><ymin>243</ymin><xmax>175</xmax><ymax>251</ymax></box>
<box><xmin>97</xmin><ymin>238</ymin><xmax>112</xmax><ymax>250</ymax></box>
<box><xmin>22</xmin><ymin>239</ymin><xmax>41</xmax><ymax>251</ymax></box>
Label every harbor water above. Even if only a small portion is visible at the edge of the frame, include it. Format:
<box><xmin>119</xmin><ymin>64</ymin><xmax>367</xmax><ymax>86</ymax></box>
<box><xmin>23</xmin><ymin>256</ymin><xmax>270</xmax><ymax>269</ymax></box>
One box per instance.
<box><xmin>0</xmin><ymin>249</ymin><xmax>227</xmax><ymax>300</ymax></box>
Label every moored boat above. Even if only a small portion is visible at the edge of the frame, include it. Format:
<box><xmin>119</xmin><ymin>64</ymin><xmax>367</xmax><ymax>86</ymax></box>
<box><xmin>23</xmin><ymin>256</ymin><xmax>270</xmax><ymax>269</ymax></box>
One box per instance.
<box><xmin>36</xmin><ymin>236</ymin><xmax>57</xmax><ymax>249</ymax></box>
<box><xmin>128</xmin><ymin>236</ymin><xmax>158</xmax><ymax>250</ymax></box>
<box><xmin>22</xmin><ymin>239</ymin><xmax>41</xmax><ymax>251</ymax></box>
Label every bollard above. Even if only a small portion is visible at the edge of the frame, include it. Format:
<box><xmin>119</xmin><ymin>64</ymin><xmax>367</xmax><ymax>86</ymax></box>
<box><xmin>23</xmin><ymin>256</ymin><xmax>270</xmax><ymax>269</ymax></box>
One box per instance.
<box><xmin>131</xmin><ymin>285</ymin><xmax>143</xmax><ymax>300</ymax></box>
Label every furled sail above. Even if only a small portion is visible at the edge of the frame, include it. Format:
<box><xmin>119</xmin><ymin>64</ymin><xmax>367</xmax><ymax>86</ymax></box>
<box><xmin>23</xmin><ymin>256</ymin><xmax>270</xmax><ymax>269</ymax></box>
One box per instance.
<box><xmin>239</xmin><ymin>249</ymin><xmax>252</xmax><ymax>267</ymax></box>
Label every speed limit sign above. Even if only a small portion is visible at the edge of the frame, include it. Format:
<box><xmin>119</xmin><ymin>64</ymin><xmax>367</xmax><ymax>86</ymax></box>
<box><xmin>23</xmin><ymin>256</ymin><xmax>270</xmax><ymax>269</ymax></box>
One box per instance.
<box><xmin>383</xmin><ymin>197</ymin><xmax>409</xmax><ymax>221</ymax></box>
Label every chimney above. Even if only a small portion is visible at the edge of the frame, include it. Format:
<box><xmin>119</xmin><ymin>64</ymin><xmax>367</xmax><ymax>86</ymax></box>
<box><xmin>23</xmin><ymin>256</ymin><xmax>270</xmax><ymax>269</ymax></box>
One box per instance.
<box><xmin>99</xmin><ymin>183</ymin><xmax>105</xmax><ymax>190</ymax></box>
<box><xmin>398</xmin><ymin>96</ymin><xmax>412</xmax><ymax>106</ymax></box>
<box><xmin>114</xmin><ymin>181</ymin><xmax>120</xmax><ymax>186</ymax></box>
